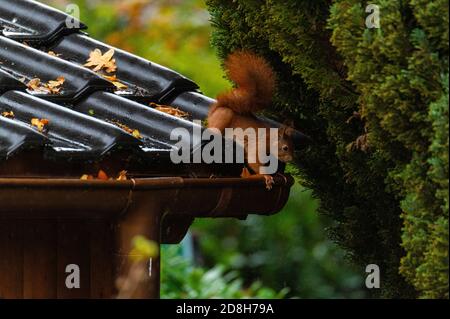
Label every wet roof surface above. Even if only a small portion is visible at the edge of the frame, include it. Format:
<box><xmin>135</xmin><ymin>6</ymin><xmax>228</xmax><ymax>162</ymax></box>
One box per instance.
<box><xmin>0</xmin><ymin>0</ymin><xmax>305</xmax><ymax>178</ymax></box>
<box><xmin>0</xmin><ymin>0</ymin><xmax>204</xmax><ymax>161</ymax></box>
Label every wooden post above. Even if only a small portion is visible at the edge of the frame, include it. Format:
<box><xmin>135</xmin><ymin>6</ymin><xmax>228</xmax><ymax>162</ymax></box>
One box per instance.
<box><xmin>115</xmin><ymin>192</ymin><xmax>162</xmax><ymax>299</ymax></box>
<box><xmin>0</xmin><ymin>207</ymin><xmax>161</xmax><ymax>299</ymax></box>
<box><xmin>0</xmin><ymin>219</ymin><xmax>116</xmax><ymax>298</ymax></box>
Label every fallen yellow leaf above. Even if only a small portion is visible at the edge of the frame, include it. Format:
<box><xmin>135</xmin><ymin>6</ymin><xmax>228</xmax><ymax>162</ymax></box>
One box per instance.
<box><xmin>84</xmin><ymin>48</ymin><xmax>117</xmax><ymax>73</ymax></box>
<box><xmin>47</xmin><ymin>51</ymin><xmax>61</xmax><ymax>57</ymax></box>
<box><xmin>108</xmin><ymin>120</ymin><xmax>142</xmax><ymax>139</ymax></box>
<box><xmin>151</xmin><ymin>103</ymin><xmax>189</xmax><ymax>118</ymax></box>
<box><xmin>132</xmin><ymin>129</ymin><xmax>141</xmax><ymax>139</ymax></box>
<box><xmin>116</xmin><ymin>170</ymin><xmax>128</xmax><ymax>181</ymax></box>
<box><xmin>31</xmin><ymin>118</ymin><xmax>49</xmax><ymax>132</ymax></box>
<box><xmin>97</xmin><ymin>169</ymin><xmax>109</xmax><ymax>180</ymax></box>
<box><xmin>112</xmin><ymin>81</ymin><xmax>128</xmax><ymax>90</ymax></box>
<box><xmin>1</xmin><ymin>110</ymin><xmax>14</xmax><ymax>119</ymax></box>
<box><xmin>47</xmin><ymin>76</ymin><xmax>65</xmax><ymax>94</ymax></box>
<box><xmin>27</xmin><ymin>77</ymin><xmax>65</xmax><ymax>94</ymax></box>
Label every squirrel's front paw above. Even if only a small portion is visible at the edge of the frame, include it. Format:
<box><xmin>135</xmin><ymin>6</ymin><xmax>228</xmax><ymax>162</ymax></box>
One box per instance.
<box><xmin>241</xmin><ymin>168</ymin><xmax>274</xmax><ymax>190</ymax></box>
<box><xmin>264</xmin><ymin>175</ymin><xmax>274</xmax><ymax>190</ymax></box>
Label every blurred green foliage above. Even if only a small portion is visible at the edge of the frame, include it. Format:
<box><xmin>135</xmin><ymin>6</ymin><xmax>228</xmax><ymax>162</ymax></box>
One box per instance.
<box><xmin>46</xmin><ymin>0</ymin><xmax>366</xmax><ymax>298</ymax></box>
<box><xmin>161</xmin><ymin>245</ymin><xmax>289</xmax><ymax>299</ymax></box>
<box><xmin>192</xmin><ymin>182</ymin><xmax>366</xmax><ymax>298</ymax></box>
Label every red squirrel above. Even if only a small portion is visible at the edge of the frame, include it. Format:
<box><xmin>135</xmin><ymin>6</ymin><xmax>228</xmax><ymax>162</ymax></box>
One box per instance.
<box><xmin>207</xmin><ymin>50</ymin><xmax>294</xmax><ymax>189</ymax></box>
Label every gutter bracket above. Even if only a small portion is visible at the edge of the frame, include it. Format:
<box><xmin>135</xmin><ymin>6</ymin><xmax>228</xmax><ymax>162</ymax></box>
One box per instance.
<box><xmin>209</xmin><ymin>187</ymin><xmax>233</xmax><ymax>217</ymax></box>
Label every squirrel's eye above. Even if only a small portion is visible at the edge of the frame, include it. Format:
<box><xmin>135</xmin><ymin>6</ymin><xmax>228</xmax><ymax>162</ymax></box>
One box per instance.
<box><xmin>282</xmin><ymin>145</ymin><xmax>289</xmax><ymax>152</ymax></box>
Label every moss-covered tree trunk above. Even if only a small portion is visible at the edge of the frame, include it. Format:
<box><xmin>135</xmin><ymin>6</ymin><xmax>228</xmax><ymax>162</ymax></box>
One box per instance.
<box><xmin>205</xmin><ymin>0</ymin><xmax>449</xmax><ymax>298</ymax></box>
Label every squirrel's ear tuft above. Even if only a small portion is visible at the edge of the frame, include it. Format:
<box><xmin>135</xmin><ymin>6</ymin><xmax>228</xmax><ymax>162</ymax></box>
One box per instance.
<box><xmin>284</xmin><ymin>127</ymin><xmax>295</xmax><ymax>137</ymax></box>
<box><xmin>280</xmin><ymin>119</ymin><xmax>295</xmax><ymax>137</ymax></box>
<box><xmin>278</xmin><ymin>126</ymin><xmax>286</xmax><ymax>137</ymax></box>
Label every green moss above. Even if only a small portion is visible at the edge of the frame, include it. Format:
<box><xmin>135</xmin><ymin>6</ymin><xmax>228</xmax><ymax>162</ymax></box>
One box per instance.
<box><xmin>206</xmin><ymin>0</ymin><xmax>448</xmax><ymax>298</ymax></box>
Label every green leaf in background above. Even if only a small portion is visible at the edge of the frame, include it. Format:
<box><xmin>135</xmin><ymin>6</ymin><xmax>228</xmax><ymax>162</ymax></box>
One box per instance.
<box><xmin>130</xmin><ymin>235</ymin><xmax>159</xmax><ymax>261</ymax></box>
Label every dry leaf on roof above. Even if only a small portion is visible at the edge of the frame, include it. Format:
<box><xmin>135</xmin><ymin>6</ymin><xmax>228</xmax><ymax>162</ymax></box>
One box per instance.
<box><xmin>80</xmin><ymin>170</ymin><xmax>128</xmax><ymax>181</ymax></box>
<box><xmin>112</xmin><ymin>81</ymin><xmax>128</xmax><ymax>90</ymax></box>
<box><xmin>1</xmin><ymin>110</ymin><xmax>14</xmax><ymax>119</ymax></box>
<box><xmin>150</xmin><ymin>103</ymin><xmax>189</xmax><ymax>118</ymax></box>
<box><xmin>97</xmin><ymin>169</ymin><xmax>109</xmax><ymax>181</ymax></box>
<box><xmin>109</xmin><ymin>120</ymin><xmax>142</xmax><ymax>139</ymax></box>
<box><xmin>84</xmin><ymin>48</ymin><xmax>117</xmax><ymax>73</ymax></box>
<box><xmin>102</xmin><ymin>75</ymin><xmax>116</xmax><ymax>81</ymax></box>
<box><xmin>27</xmin><ymin>77</ymin><xmax>65</xmax><ymax>94</ymax></box>
<box><xmin>47</xmin><ymin>51</ymin><xmax>61</xmax><ymax>57</ymax></box>
<box><xmin>84</xmin><ymin>49</ymin><xmax>128</xmax><ymax>91</ymax></box>
<box><xmin>47</xmin><ymin>76</ymin><xmax>65</xmax><ymax>94</ymax></box>
<box><xmin>132</xmin><ymin>129</ymin><xmax>142</xmax><ymax>139</ymax></box>
<box><xmin>102</xmin><ymin>74</ymin><xmax>128</xmax><ymax>90</ymax></box>
<box><xmin>116</xmin><ymin>170</ymin><xmax>128</xmax><ymax>181</ymax></box>
<box><xmin>31</xmin><ymin>118</ymin><xmax>49</xmax><ymax>132</ymax></box>
<box><xmin>27</xmin><ymin>78</ymin><xmax>46</xmax><ymax>92</ymax></box>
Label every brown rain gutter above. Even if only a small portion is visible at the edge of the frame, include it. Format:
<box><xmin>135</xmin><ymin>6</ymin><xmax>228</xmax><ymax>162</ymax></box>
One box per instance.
<box><xmin>0</xmin><ymin>175</ymin><xmax>293</xmax><ymax>299</ymax></box>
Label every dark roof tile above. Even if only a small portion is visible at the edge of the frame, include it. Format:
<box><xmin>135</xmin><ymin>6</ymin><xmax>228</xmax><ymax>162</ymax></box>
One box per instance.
<box><xmin>50</xmin><ymin>33</ymin><xmax>199</xmax><ymax>101</ymax></box>
<box><xmin>170</xmin><ymin>91</ymin><xmax>214</xmax><ymax>121</ymax></box>
<box><xmin>0</xmin><ymin>36</ymin><xmax>114</xmax><ymax>102</ymax></box>
<box><xmin>75</xmin><ymin>91</ymin><xmax>194</xmax><ymax>152</ymax></box>
<box><xmin>0</xmin><ymin>115</ymin><xmax>47</xmax><ymax>158</ymax></box>
<box><xmin>0</xmin><ymin>0</ymin><xmax>86</xmax><ymax>44</ymax></box>
<box><xmin>0</xmin><ymin>69</ymin><xmax>27</xmax><ymax>94</ymax></box>
<box><xmin>0</xmin><ymin>90</ymin><xmax>141</xmax><ymax>158</ymax></box>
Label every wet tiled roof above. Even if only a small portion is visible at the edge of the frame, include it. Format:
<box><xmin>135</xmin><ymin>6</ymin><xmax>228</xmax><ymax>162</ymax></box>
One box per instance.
<box><xmin>0</xmin><ymin>0</ymin><xmax>306</xmax><ymax>178</ymax></box>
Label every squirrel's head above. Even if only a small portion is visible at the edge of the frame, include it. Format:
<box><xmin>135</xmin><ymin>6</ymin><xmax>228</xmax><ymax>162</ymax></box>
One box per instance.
<box><xmin>276</xmin><ymin>120</ymin><xmax>295</xmax><ymax>163</ymax></box>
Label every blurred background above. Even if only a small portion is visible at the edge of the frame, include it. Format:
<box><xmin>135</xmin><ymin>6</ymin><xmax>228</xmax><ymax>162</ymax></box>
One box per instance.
<box><xmin>45</xmin><ymin>0</ymin><xmax>367</xmax><ymax>298</ymax></box>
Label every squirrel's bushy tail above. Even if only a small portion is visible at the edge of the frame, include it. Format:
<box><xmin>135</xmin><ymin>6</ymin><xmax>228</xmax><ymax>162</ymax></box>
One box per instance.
<box><xmin>216</xmin><ymin>50</ymin><xmax>276</xmax><ymax>114</ymax></box>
